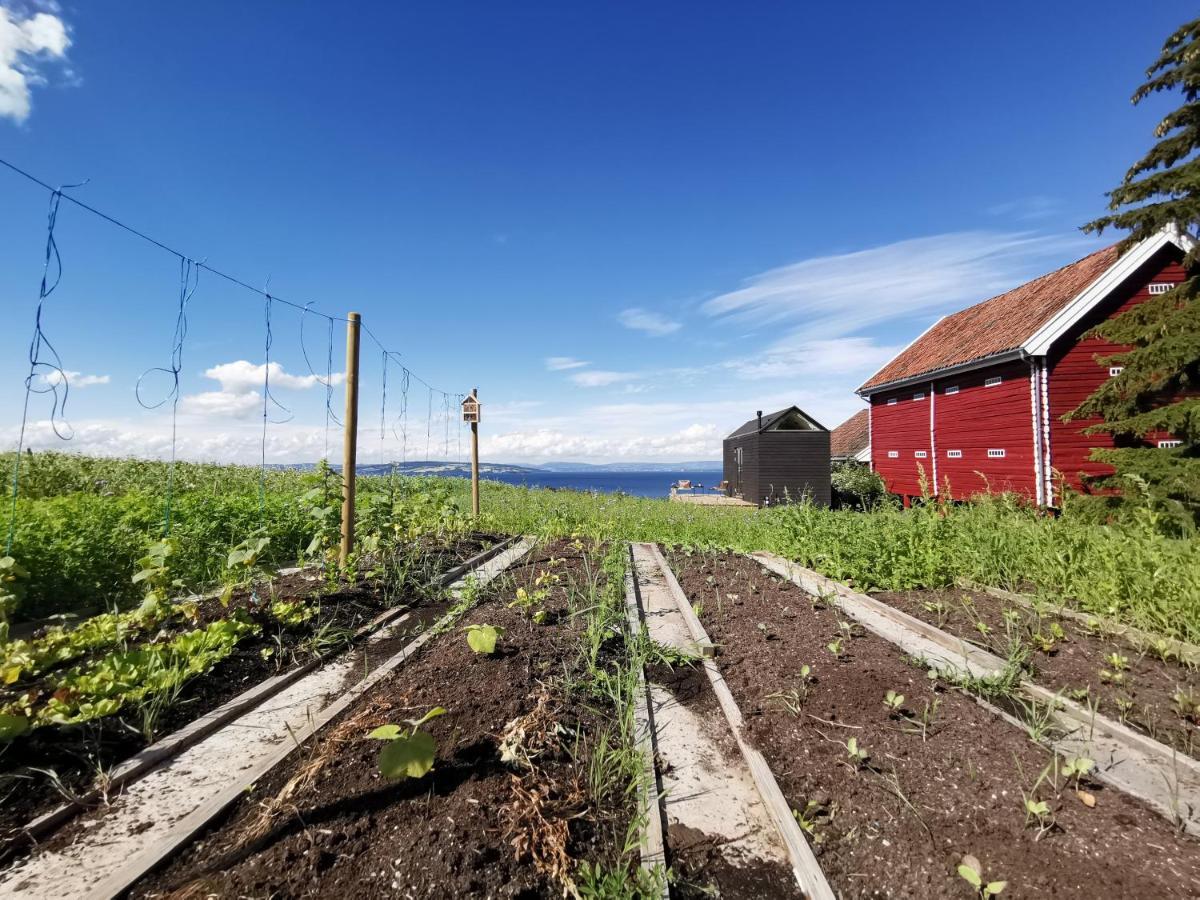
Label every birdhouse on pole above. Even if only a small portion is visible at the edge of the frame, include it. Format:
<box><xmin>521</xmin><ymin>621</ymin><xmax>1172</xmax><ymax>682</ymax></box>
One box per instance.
<box><xmin>462</xmin><ymin>393</ymin><xmax>481</xmax><ymax>424</ymax></box>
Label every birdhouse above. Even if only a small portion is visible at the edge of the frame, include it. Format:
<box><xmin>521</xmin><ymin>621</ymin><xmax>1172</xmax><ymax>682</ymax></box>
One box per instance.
<box><xmin>461</xmin><ymin>394</ymin><xmax>481</xmax><ymax>424</ymax></box>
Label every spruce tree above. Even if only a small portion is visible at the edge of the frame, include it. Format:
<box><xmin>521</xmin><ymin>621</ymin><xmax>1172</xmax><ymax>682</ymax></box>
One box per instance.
<box><xmin>1071</xmin><ymin>16</ymin><xmax>1200</xmax><ymax>528</ymax></box>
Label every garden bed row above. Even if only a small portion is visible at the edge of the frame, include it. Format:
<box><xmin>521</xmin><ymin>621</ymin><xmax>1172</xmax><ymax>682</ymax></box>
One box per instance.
<box><xmin>665</xmin><ymin>547</ymin><xmax>1200</xmax><ymax>899</ymax></box>
<box><xmin>0</xmin><ymin>531</ymin><xmax>502</xmax><ymax>849</ymax></box>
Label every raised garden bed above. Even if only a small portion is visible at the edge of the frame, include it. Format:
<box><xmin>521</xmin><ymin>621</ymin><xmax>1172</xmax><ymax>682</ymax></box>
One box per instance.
<box><xmin>667</xmin><ymin>547</ymin><xmax>1200</xmax><ymax>899</ymax></box>
<box><xmin>0</xmin><ymin>532</ymin><xmax>502</xmax><ymax>849</ymax></box>
<box><xmin>874</xmin><ymin>586</ymin><xmax>1200</xmax><ymax>760</ymax></box>
<box><xmin>128</xmin><ymin>538</ymin><xmax>641</xmax><ymax>898</ymax></box>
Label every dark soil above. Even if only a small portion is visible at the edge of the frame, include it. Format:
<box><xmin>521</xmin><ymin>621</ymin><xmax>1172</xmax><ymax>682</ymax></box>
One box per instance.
<box><xmin>130</xmin><ymin>539</ymin><xmax>634</xmax><ymax>899</ymax></box>
<box><xmin>0</xmin><ymin>533</ymin><xmax>500</xmax><ymax>849</ymax></box>
<box><xmin>876</xmin><ymin>587</ymin><xmax>1200</xmax><ymax>760</ymax></box>
<box><xmin>667</xmin><ymin>548</ymin><xmax>1200</xmax><ymax>899</ymax></box>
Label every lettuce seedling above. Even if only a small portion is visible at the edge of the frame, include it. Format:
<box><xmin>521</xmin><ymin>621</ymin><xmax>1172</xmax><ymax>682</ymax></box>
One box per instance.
<box><xmin>464</xmin><ymin>623</ymin><xmax>503</xmax><ymax>655</ymax></box>
<box><xmin>370</xmin><ymin>707</ymin><xmax>446</xmax><ymax>780</ymax></box>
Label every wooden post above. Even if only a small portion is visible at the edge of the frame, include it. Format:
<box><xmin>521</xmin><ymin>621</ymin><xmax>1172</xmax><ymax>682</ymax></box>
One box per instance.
<box><xmin>470</xmin><ymin>387</ymin><xmax>480</xmax><ymax>519</ymax></box>
<box><xmin>340</xmin><ymin>312</ymin><xmax>361</xmax><ymax>565</ymax></box>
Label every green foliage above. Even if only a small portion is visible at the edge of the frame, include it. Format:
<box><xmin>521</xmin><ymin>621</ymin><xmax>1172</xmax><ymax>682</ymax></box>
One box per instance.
<box><xmin>370</xmin><ymin>707</ymin><xmax>446</xmax><ymax>780</ymax></box>
<box><xmin>0</xmin><ymin>556</ymin><xmax>29</xmax><ymax>629</ymax></box>
<box><xmin>958</xmin><ymin>854</ymin><xmax>1006</xmax><ymax>897</ymax></box>
<box><xmin>831</xmin><ymin>461</ymin><xmax>886</xmax><ymax>510</ymax></box>
<box><xmin>1076</xmin><ymin>16</ymin><xmax>1200</xmax><ymax>526</ymax></box>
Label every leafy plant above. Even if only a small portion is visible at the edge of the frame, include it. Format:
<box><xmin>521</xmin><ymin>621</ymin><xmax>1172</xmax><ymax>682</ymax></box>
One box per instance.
<box><xmin>219</xmin><ymin>532</ymin><xmax>272</xmax><ymax>606</ymax></box>
<box><xmin>464</xmin><ymin>623</ymin><xmax>503</xmax><ymax>655</ymax></box>
<box><xmin>958</xmin><ymin>854</ymin><xmax>1006</xmax><ymax>897</ymax></box>
<box><xmin>0</xmin><ymin>555</ymin><xmax>29</xmax><ymax>632</ymax></box>
<box><xmin>883</xmin><ymin>689</ymin><xmax>905</xmax><ymax>713</ymax></box>
<box><xmin>369</xmin><ymin>707</ymin><xmax>446</xmax><ymax>780</ymax></box>
<box><xmin>845</xmin><ymin>736</ymin><xmax>870</xmax><ymax>769</ymax></box>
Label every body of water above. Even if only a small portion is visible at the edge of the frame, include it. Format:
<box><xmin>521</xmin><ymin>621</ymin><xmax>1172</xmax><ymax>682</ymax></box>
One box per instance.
<box><xmin>466</xmin><ymin>470</ymin><xmax>722</xmax><ymax>499</ymax></box>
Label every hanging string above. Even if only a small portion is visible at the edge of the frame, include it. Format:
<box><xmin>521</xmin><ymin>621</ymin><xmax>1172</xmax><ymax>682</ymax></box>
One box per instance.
<box><xmin>425</xmin><ymin>388</ymin><xmax>433</xmax><ymax>461</ymax></box>
<box><xmin>393</xmin><ymin>368</ymin><xmax>411</xmax><ymax>464</ymax></box>
<box><xmin>456</xmin><ymin>393</ymin><xmax>464</xmax><ymax>461</ymax></box>
<box><xmin>135</xmin><ymin>257</ymin><xmax>199</xmax><ymax>535</ymax></box>
<box><xmin>6</xmin><ymin>185</ymin><xmax>83</xmax><ymax>556</ymax></box>
<box><xmin>299</xmin><ymin>302</ymin><xmax>342</xmax><ymax>463</ymax></box>
<box><xmin>258</xmin><ymin>290</ymin><xmax>294</xmax><ymax>519</ymax></box>
<box><xmin>379</xmin><ymin>349</ymin><xmax>388</xmax><ymax>467</ymax></box>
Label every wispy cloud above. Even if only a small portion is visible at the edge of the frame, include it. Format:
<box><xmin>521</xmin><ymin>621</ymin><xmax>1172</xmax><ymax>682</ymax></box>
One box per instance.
<box><xmin>204</xmin><ymin>360</ymin><xmax>344</xmax><ymax>393</ymax></box>
<box><xmin>986</xmin><ymin>195</ymin><xmax>1061</xmax><ymax>221</ymax></box>
<box><xmin>618</xmin><ymin>307</ymin><xmax>681</xmax><ymax>337</ymax></box>
<box><xmin>0</xmin><ymin>4</ymin><xmax>70</xmax><ymax>122</ymax></box>
<box><xmin>701</xmin><ymin>231</ymin><xmax>1092</xmax><ymax>342</ymax></box>
<box><xmin>39</xmin><ymin>370</ymin><xmax>109</xmax><ymax>388</ymax></box>
<box><xmin>570</xmin><ymin>370</ymin><xmax>638</xmax><ymax>388</ymax></box>
<box><xmin>725</xmin><ymin>336</ymin><xmax>901</xmax><ymax>381</ymax></box>
<box><xmin>545</xmin><ymin>356</ymin><xmax>589</xmax><ymax>371</ymax></box>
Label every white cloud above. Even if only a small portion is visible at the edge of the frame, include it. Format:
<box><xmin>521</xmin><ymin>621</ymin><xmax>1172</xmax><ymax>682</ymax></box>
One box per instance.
<box><xmin>986</xmin><ymin>196</ymin><xmax>1061</xmax><ymax>221</ymax></box>
<box><xmin>0</xmin><ymin>5</ymin><xmax>69</xmax><ymax>122</ymax></box>
<box><xmin>545</xmin><ymin>356</ymin><xmax>589</xmax><ymax>371</ymax></box>
<box><xmin>38</xmin><ymin>369</ymin><xmax>109</xmax><ymax>388</ymax></box>
<box><xmin>618</xmin><ymin>307</ymin><xmax>682</xmax><ymax>337</ymax></box>
<box><xmin>179</xmin><ymin>390</ymin><xmax>262</xmax><ymax>419</ymax></box>
<box><xmin>701</xmin><ymin>231</ymin><xmax>1092</xmax><ymax>341</ymax></box>
<box><xmin>203</xmin><ymin>360</ymin><xmax>345</xmax><ymax>393</ymax></box>
<box><xmin>570</xmin><ymin>370</ymin><xmax>638</xmax><ymax>388</ymax></box>
<box><xmin>483</xmin><ymin>423</ymin><xmax>722</xmax><ymax>462</ymax></box>
<box><xmin>726</xmin><ymin>336</ymin><xmax>901</xmax><ymax>381</ymax></box>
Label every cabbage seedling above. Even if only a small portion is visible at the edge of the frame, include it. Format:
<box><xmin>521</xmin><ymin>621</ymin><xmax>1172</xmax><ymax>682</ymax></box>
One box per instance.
<box><xmin>370</xmin><ymin>707</ymin><xmax>446</xmax><ymax>780</ymax></box>
<box><xmin>958</xmin><ymin>854</ymin><xmax>1006</xmax><ymax>897</ymax></box>
<box><xmin>883</xmin><ymin>690</ymin><xmax>905</xmax><ymax>712</ymax></box>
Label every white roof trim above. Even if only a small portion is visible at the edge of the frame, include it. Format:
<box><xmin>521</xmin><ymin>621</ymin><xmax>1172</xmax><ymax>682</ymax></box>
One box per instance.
<box><xmin>853</xmin><ymin>444</ymin><xmax>871</xmax><ymax>463</ymax></box>
<box><xmin>1023</xmin><ymin>227</ymin><xmax>1194</xmax><ymax>357</ymax></box>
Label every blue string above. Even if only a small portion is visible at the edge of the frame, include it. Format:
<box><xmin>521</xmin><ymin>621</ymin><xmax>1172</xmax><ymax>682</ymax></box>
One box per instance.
<box><xmin>136</xmin><ymin>257</ymin><xmax>199</xmax><ymax>535</ymax></box>
<box><xmin>6</xmin><ymin>186</ymin><xmax>82</xmax><ymax>556</ymax></box>
<box><xmin>298</xmin><ymin>302</ymin><xmax>342</xmax><ymax>464</ymax></box>
<box><xmin>392</xmin><ymin>368</ymin><xmax>411</xmax><ymax>463</ymax></box>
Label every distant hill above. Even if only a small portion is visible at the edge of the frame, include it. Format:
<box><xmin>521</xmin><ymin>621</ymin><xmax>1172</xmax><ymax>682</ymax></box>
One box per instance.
<box><xmin>274</xmin><ymin>460</ymin><xmax>721</xmax><ymax>475</ymax></box>
<box><xmin>536</xmin><ymin>461</ymin><xmax>722</xmax><ymax>473</ymax></box>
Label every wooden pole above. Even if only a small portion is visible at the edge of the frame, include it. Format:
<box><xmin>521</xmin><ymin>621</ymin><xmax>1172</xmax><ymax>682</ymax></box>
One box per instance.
<box><xmin>340</xmin><ymin>312</ymin><xmax>361</xmax><ymax>565</ymax></box>
<box><xmin>470</xmin><ymin>387</ymin><xmax>480</xmax><ymax>519</ymax></box>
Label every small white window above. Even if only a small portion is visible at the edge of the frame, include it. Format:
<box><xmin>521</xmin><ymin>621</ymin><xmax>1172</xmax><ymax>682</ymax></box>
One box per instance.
<box><xmin>987</xmin><ymin>448</ymin><xmax>1006</xmax><ymax>458</ymax></box>
<box><xmin>984</xmin><ymin>376</ymin><xmax>1002</xmax><ymax>388</ymax></box>
<box><xmin>887</xmin><ymin>398</ymin><xmax>898</xmax><ymax>406</ymax></box>
<box><xmin>1158</xmin><ymin>440</ymin><xmax>1182</xmax><ymax>449</ymax></box>
<box><xmin>1109</xmin><ymin>366</ymin><xmax>1124</xmax><ymax>377</ymax></box>
<box><xmin>887</xmin><ymin>450</ymin><xmax>899</xmax><ymax>458</ymax></box>
<box><xmin>913</xmin><ymin>391</ymin><xmax>925</xmax><ymax>401</ymax></box>
<box><xmin>915</xmin><ymin>450</ymin><xmax>927</xmax><ymax>458</ymax></box>
<box><xmin>944</xmin><ymin>385</ymin><xmax>959</xmax><ymax>395</ymax></box>
<box><xmin>947</xmin><ymin>449</ymin><xmax>963</xmax><ymax>458</ymax></box>
<box><xmin>1149</xmin><ymin>283</ymin><xmax>1173</xmax><ymax>295</ymax></box>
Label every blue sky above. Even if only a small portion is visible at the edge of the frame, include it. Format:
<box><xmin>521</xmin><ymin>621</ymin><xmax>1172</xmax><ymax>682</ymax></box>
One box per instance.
<box><xmin>0</xmin><ymin>1</ymin><xmax>1187</xmax><ymax>464</ymax></box>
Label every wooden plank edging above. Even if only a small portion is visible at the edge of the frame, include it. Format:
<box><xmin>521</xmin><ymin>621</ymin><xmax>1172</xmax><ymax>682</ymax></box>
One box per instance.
<box><xmin>622</xmin><ymin>545</ymin><xmax>671</xmax><ymax>896</ymax></box>
<box><xmin>652</xmin><ymin>546</ymin><xmax>834</xmax><ymax>900</ymax></box>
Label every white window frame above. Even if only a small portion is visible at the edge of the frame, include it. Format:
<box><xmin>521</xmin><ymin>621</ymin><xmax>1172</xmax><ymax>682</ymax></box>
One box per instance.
<box><xmin>946</xmin><ymin>449</ymin><xmax>963</xmax><ymax>458</ymax></box>
<box><xmin>943</xmin><ymin>385</ymin><xmax>959</xmax><ymax>395</ymax></box>
<box><xmin>984</xmin><ymin>376</ymin><xmax>1002</xmax><ymax>388</ymax></box>
<box><xmin>987</xmin><ymin>448</ymin><xmax>1006</xmax><ymax>458</ymax></box>
<box><xmin>886</xmin><ymin>450</ymin><xmax>899</xmax><ymax>458</ymax></box>
<box><xmin>912</xmin><ymin>391</ymin><xmax>925</xmax><ymax>401</ymax></box>
<box><xmin>1148</xmin><ymin>283</ymin><xmax>1173</xmax><ymax>295</ymax></box>
<box><xmin>1158</xmin><ymin>439</ymin><xmax>1182</xmax><ymax>449</ymax></box>
<box><xmin>887</xmin><ymin>398</ymin><xmax>898</xmax><ymax>406</ymax></box>
<box><xmin>915</xmin><ymin>450</ymin><xmax>927</xmax><ymax>458</ymax></box>
<box><xmin>1109</xmin><ymin>366</ymin><xmax>1124</xmax><ymax>377</ymax></box>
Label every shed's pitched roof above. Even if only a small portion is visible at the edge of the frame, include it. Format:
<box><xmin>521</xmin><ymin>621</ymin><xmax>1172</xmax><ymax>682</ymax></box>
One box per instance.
<box><xmin>859</xmin><ymin>243</ymin><xmax>1119</xmax><ymax>392</ymax></box>
<box><xmin>727</xmin><ymin>406</ymin><xmax>827</xmax><ymax>438</ymax></box>
<box><xmin>830</xmin><ymin>409</ymin><xmax>869</xmax><ymax>458</ymax></box>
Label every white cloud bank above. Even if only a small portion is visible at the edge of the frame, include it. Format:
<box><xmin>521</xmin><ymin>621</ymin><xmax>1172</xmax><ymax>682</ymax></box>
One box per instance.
<box><xmin>618</xmin><ymin>307</ymin><xmax>681</xmax><ymax>336</ymax></box>
<box><xmin>0</xmin><ymin>5</ymin><xmax>70</xmax><ymax>122</ymax></box>
<box><xmin>39</xmin><ymin>370</ymin><xmax>109</xmax><ymax>388</ymax></box>
<box><xmin>176</xmin><ymin>360</ymin><xmax>346</xmax><ymax>420</ymax></box>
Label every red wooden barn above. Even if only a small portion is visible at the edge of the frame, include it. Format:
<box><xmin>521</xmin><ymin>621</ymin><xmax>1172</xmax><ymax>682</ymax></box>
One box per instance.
<box><xmin>857</xmin><ymin>228</ymin><xmax>1192</xmax><ymax>505</ymax></box>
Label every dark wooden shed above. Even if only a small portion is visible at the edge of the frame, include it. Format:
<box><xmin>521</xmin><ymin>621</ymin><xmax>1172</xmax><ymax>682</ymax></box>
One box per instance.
<box><xmin>723</xmin><ymin>407</ymin><xmax>831</xmax><ymax>507</ymax></box>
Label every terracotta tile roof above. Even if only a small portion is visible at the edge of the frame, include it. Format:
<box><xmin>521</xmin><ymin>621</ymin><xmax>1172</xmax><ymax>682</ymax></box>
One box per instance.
<box><xmin>859</xmin><ymin>243</ymin><xmax>1119</xmax><ymax>392</ymax></box>
<box><xmin>830</xmin><ymin>409</ymin><xmax>869</xmax><ymax>458</ymax></box>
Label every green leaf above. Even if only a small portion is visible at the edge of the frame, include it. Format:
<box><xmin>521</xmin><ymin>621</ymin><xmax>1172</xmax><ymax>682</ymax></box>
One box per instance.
<box><xmin>465</xmin><ymin>624</ymin><xmax>502</xmax><ymax>655</ymax></box>
<box><xmin>368</xmin><ymin>724</ymin><xmax>402</xmax><ymax>741</ymax></box>
<box><xmin>378</xmin><ymin>730</ymin><xmax>436</xmax><ymax>780</ymax></box>
<box><xmin>985</xmin><ymin>882</ymin><xmax>1007</xmax><ymax>896</ymax></box>
<box><xmin>958</xmin><ymin>864</ymin><xmax>982</xmax><ymax>888</ymax></box>
<box><xmin>0</xmin><ymin>713</ymin><xmax>29</xmax><ymax>741</ymax></box>
<box><xmin>407</xmin><ymin>706</ymin><xmax>447</xmax><ymax>730</ymax></box>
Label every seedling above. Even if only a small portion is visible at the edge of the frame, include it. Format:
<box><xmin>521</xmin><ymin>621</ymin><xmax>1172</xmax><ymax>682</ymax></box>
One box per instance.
<box><xmin>1023</xmin><ymin>795</ymin><xmax>1055</xmax><ymax>838</ymax></box>
<box><xmin>922</xmin><ymin>599</ymin><xmax>948</xmax><ymax>626</ymax></box>
<box><xmin>1113</xmin><ymin>696</ymin><xmax>1135</xmax><ymax>722</ymax></box>
<box><xmin>958</xmin><ymin>854</ymin><xmax>1006</xmax><ymax>897</ymax></box>
<box><xmin>1173</xmin><ymin>687</ymin><xmax>1200</xmax><ymax>724</ymax></box>
<box><xmin>767</xmin><ymin>665</ymin><xmax>815</xmax><ymax>714</ymax></box>
<box><xmin>1099</xmin><ymin>666</ymin><xmax>1126</xmax><ymax>686</ymax></box>
<box><xmin>1106</xmin><ymin>652</ymin><xmax>1130</xmax><ymax>672</ymax></box>
<box><xmin>1031</xmin><ymin>622</ymin><xmax>1065</xmax><ymax>653</ymax></box>
<box><xmin>883</xmin><ymin>690</ymin><xmax>905</xmax><ymax>713</ymax></box>
<box><xmin>826</xmin><ymin>637</ymin><xmax>844</xmax><ymax>656</ymax></box>
<box><xmin>464</xmin><ymin>623</ymin><xmax>503</xmax><ymax>655</ymax></box>
<box><xmin>369</xmin><ymin>707</ymin><xmax>446</xmax><ymax>780</ymax></box>
<box><xmin>845</xmin><ymin>736</ymin><xmax>870</xmax><ymax>768</ymax></box>
<box><xmin>792</xmin><ymin>799</ymin><xmax>833</xmax><ymax>844</ymax></box>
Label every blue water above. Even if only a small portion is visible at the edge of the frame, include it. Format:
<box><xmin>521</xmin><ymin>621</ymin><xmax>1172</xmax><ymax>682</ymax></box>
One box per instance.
<box><xmin>459</xmin><ymin>470</ymin><xmax>721</xmax><ymax>499</ymax></box>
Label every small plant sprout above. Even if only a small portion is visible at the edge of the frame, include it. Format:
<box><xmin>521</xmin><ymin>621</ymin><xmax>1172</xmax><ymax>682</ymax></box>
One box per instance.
<box><xmin>1173</xmin><ymin>687</ymin><xmax>1200</xmax><ymax>724</ymax></box>
<box><xmin>464</xmin><ymin>623</ymin><xmax>503</xmax><ymax>655</ymax></box>
<box><xmin>958</xmin><ymin>854</ymin><xmax>1006</xmax><ymax>897</ymax></box>
<box><xmin>1062</xmin><ymin>755</ymin><xmax>1094</xmax><ymax>785</ymax></box>
<box><xmin>369</xmin><ymin>707</ymin><xmax>446</xmax><ymax>780</ymax></box>
<box><xmin>1113</xmin><ymin>696</ymin><xmax>1135</xmax><ymax>722</ymax></box>
<box><xmin>845</xmin><ymin>736</ymin><xmax>870</xmax><ymax>768</ymax></box>
<box><xmin>826</xmin><ymin>636</ymin><xmax>844</xmax><ymax>656</ymax></box>
<box><xmin>1023</xmin><ymin>795</ymin><xmax>1055</xmax><ymax>838</ymax></box>
<box><xmin>792</xmin><ymin>799</ymin><xmax>833</xmax><ymax>844</ymax></box>
<box><xmin>883</xmin><ymin>690</ymin><xmax>905</xmax><ymax>713</ymax></box>
<box><xmin>1106</xmin><ymin>651</ymin><xmax>1130</xmax><ymax>671</ymax></box>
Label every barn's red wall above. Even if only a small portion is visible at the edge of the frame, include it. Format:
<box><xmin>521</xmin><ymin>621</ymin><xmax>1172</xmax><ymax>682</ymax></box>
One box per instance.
<box><xmin>1047</xmin><ymin>248</ymin><xmax>1188</xmax><ymax>497</ymax></box>
<box><xmin>870</xmin><ymin>387</ymin><xmax>933</xmax><ymax>497</ymax></box>
<box><xmin>933</xmin><ymin>361</ymin><xmax>1037</xmax><ymax>499</ymax></box>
